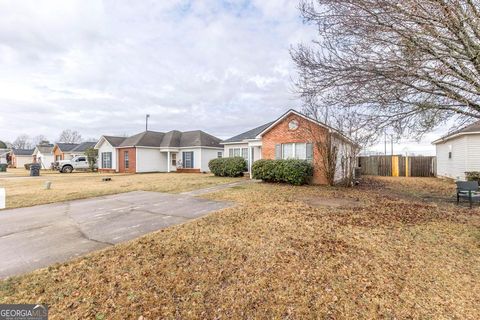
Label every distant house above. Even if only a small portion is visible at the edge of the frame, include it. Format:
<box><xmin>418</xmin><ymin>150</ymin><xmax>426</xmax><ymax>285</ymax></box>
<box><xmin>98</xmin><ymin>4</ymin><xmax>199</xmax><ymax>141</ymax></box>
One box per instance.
<box><xmin>433</xmin><ymin>121</ymin><xmax>480</xmax><ymax>180</ymax></box>
<box><xmin>53</xmin><ymin>143</ymin><xmax>79</xmax><ymax>161</ymax></box>
<box><xmin>222</xmin><ymin>109</ymin><xmax>357</xmax><ymax>184</ymax></box>
<box><xmin>53</xmin><ymin>141</ymin><xmax>97</xmax><ymax>161</ymax></box>
<box><xmin>33</xmin><ymin>143</ymin><xmax>54</xmax><ymax>169</ymax></box>
<box><xmin>10</xmin><ymin>149</ymin><xmax>34</xmax><ymax>168</ymax></box>
<box><xmin>0</xmin><ymin>140</ymin><xmax>8</xmax><ymax>165</ymax></box>
<box><xmin>94</xmin><ymin>131</ymin><xmax>223</xmax><ymax>173</ymax></box>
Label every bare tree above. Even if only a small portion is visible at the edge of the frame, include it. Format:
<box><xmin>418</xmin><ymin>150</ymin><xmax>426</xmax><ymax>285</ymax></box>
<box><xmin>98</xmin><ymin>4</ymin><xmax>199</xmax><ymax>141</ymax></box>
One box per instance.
<box><xmin>302</xmin><ymin>105</ymin><xmax>361</xmax><ymax>186</ymax></box>
<box><xmin>32</xmin><ymin>135</ymin><xmax>48</xmax><ymax>146</ymax></box>
<box><xmin>57</xmin><ymin>130</ymin><xmax>83</xmax><ymax>144</ymax></box>
<box><xmin>11</xmin><ymin>135</ymin><xmax>33</xmax><ymax>149</ymax></box>
<box><xmin>292</xmin><ymin>0</ymin><xmax>480</xmax><ymax>137</ymax></box>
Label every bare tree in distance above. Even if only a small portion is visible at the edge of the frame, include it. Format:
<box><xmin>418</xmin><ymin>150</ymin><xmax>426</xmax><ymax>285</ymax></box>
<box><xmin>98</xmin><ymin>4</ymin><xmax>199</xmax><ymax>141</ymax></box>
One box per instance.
<box><xmin>32</xmin><ymin>135</ymin><xmax>49</xmax><ymax>146</ymax></box>
<box><xmin>292</xmin><ymin>0</ymin><xmax>480</xmax><ymax>139</ymax></box>
<box><xmin>57</xmin><ymin>130</ymin><xmax>83</xmax><ymax>144</ymax></box>
<box><xmin>11</xmin><ymin>135</ymin><xmax>33</xmax><ymax>149</ymax></box>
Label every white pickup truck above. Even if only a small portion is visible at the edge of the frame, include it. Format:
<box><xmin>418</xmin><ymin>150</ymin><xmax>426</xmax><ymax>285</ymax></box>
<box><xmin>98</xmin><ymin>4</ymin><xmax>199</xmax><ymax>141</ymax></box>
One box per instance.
<box><xmin>57</xmin><ymin>156</ymin><xmax>96</xmax><ymax>173</ymax></box>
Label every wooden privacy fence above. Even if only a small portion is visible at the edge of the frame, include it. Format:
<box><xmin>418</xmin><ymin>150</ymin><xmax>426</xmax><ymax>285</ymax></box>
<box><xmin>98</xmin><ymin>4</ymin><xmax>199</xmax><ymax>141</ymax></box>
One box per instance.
<box><xmin>358</xmin><ymin>155</ymin><xmax>436</xmax><ymax>177</ymax></box>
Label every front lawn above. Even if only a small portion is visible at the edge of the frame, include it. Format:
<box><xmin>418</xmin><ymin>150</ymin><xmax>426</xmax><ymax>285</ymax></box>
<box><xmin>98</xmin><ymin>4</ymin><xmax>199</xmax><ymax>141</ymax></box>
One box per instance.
<box><xmin>0</xmin><ymin>177</ymin><xmax>479</xmax><ymax>319</ymax></box>
<box><xmin>0</xmin><ymin>172</ymin><xmax>240</xmax><ymax>209</ymax></box>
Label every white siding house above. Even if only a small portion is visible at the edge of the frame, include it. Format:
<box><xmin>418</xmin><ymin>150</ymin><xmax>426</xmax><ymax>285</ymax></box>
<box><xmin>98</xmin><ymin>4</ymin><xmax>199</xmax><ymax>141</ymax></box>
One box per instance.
<box><xmin>433</xmin><ymin>121</ymin><xmax>480</xmax><ymax>180</ymax></box>
<box><xmin>95</xmin><ymin>136</ymin><xmax>126</xmax><ymax>172</ymax></box>
<box><xmin>95</xmin><ymin>131</ymin><xmax>223</xmax><ymax>174</ymax></box>
<box><xmin>33</xmin><ymin>144</ymin><xmax>55</xmax><ymax>169</ymax></box>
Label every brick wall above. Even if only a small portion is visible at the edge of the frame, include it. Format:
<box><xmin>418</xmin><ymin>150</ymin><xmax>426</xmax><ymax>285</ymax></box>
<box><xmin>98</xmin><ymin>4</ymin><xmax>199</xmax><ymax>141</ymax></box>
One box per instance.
<box><xmin>53</xmin><ymin>147</ymin><xmax>63</xmax><ymax>161</ymax></box>
<box><xmin>261</xmin><ymin>113</ymin><xmax>329</xmax><ymax>184</ymax></box>
<box><xmin>117</xmin><ymin>147</ymin><xmax>136</xmax><ymax>173</ymax></box>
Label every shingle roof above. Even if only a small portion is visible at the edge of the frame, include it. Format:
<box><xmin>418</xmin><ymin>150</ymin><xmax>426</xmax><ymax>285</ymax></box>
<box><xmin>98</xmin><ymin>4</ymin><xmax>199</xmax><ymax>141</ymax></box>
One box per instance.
<box><xmin>222</xmin><ymin>121</ymin><xmax>275</xmax><ymax>143</ymax></box>
<box><xmin>433</xmin><ymin>120</ymin><xmax>480</xmax><ymax>144</ymax></box>
<box><xmin>35</xmin><ymin>144</ymin><xmax>54</xmax><ymax>154</ymax></box>
<box><xmin>118</xmin><ymin>130</ymin><xmax>222</xmax><ymax>148</ymax></box>
<box><xmin>180</xmin><ymin>130</ymin><xmax>222</xmax><ymax>148</ymax></box>
<box><xmin>12</xmin><ymin>149</ymin><xmax>34</xmax><ymax>156</ymax></box>
<box><xmin>71</xmin><ymin>141</ymin><xmax>97</xmax><ymax>152</ymax></box>
<box><xmin>55</xmin><ymin>143</ymin><xmax>79</xmax><ymax>152</ymax></box>
<box><xmin>104</xmin><ymin>136</ymin><xmax>126</xmax><ymax>147</ymax></box>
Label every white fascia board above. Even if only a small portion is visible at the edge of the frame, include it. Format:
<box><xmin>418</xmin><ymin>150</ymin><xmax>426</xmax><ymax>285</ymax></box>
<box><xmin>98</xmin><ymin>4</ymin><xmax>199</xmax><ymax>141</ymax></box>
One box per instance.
<box><xmin>432</xmin><ymin>131</ymin><xmax>480</xmax><ymax>144</ymax></box>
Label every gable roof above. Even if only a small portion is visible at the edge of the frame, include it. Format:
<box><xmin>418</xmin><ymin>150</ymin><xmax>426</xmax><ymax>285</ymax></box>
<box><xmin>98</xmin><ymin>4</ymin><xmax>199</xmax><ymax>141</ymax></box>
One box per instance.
<box><xmin>104</xmin><ymin>136</ymin><xmax>127</xmax><ymax>147</ymax></box>
<box><xmin>11</xmin><ymin>148</ymin><xmax>34</xmax><ymax>156</ymax></box>
<box><xmin>35</xmin><ymin>144</ymin><xmax>54</xmax><ymax>154</ymax></box>
<box><xmin>222</xmin><ymin>121</ymin><xmax>275</xmax><ymax>144</ymax></box>
<box><xmin>432</xmin><ymin>120</ymin><xmax>480</xmax><ymax>144</ymax></box>
<box><xmin>55</xmin><ymin>143</ymin><xmax>79</xmax><ymax>152</ymax></box>
<box><xmin>71</xmin><ymin>141</ymin><xmax>97</xmax><ymax>152</ymax></box>
<box><xmin>118</xmin><ymin>130</ymin><xmax>222</xmax><ymax>148</ymax></box>
<box><xmin>222</xmin><ymin>109</ymin><xmax>356</xmax><ymax>146</ymax></box>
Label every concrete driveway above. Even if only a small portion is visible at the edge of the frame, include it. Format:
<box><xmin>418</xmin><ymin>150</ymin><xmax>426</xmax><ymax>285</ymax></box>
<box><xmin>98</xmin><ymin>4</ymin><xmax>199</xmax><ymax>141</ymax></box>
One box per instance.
<box><xmin>0</xmin><ymin>190</ymin><xmax>232</xmax><ymax>278</ymax></box>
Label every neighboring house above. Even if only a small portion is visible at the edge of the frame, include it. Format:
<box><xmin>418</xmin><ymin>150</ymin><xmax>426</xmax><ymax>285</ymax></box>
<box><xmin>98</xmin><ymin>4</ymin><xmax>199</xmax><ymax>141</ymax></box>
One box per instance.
<box><xmin>33</xmin><ymin>143</ymin><xmax>55</xmax><ymax>169</ymax></box>
<box><xmin>432</xmin><ymin>120</ymin><xmax>480</xmax><ymax>180</ymax></box>
<box><xmin>10</xmin><ymin>149</ymin><xmax>34</xmax><ymax>168</ymax></box>
<box><xmin>94</xmin><ymin>130</ymin><xmax>223</xmax><ymax>173</ymax></box>
<box><xmin>53</xmin><ymin>143</ymin><xmax>79</xmax><ymax>161</ymax></box>
<box><xmin>0</xmin><ymin>140</ymin><xmax>8</xmax><ymax>165</ymax></box>
<box><xmin>94</xmin><ymin>136</ymin><xmax>126</xmax><ymax>173</ymax></box>
<box><xmin>53</xmin><ymin>142</ymin><xmax>97</xmax><ymax>161</ymax></box>
<box><xmin>222</xmin><ymin>109</ymin><xmax>357</xmax><ymax>184</ymax></box>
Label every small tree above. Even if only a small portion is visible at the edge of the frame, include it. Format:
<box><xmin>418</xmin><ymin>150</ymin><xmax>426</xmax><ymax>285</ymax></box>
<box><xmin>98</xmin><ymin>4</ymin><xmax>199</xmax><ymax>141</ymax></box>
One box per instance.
<box><xmin>84</xmin><ymin>147</ymin><xmax>98</xmax><ymax>172</ymax></box>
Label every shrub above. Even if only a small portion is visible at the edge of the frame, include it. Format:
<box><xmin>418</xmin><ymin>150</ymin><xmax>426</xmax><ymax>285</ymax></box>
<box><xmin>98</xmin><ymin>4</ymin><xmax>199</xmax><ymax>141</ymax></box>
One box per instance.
<box><xmin>252</xmin><ymin>159</ymin><xmax>313</xmax><ymax>185</ymax></box>
<box><xmin>209</xmin><ymin>157</ymin><xmax>247</xmax><ymax>177</ymax></box>
<box><xmin>465</xmin><ymin>171</ymin><xmax>480</xmax><ymax>182</ymax></box>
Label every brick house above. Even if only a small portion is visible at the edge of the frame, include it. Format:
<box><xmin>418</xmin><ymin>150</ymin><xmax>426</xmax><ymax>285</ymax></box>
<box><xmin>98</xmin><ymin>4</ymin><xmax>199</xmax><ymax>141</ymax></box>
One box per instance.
<box><xmin>222</xmin><ymin>109</ymin><xmax>357</xmax><ymax>184</ymax></box>
<box><xmin>94</xmin><ymin>130</ymin><xmax>223</xmax><ymax>174</ymax></box>
<box><xmin>53</xmin><ymin>142</ymin><xmax>97</xmax><ymax>162</ymax></box>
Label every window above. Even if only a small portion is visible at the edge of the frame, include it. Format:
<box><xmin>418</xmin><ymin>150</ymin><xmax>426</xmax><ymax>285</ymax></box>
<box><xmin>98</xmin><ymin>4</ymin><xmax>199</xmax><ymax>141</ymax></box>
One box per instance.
<box><xmin>124</xmin><ymin>151</ymin><xmax>129</xmax><ymax>169</ymax></box>
<box><xmin>217</xmin><ymin>152</ymin><xmax>223</xmax><ymax>158</ymax></box>
<box><xmin>77</xmin><ymin>157</ymin><xmax>86</xmax><ymax>162</ymax></box>
<box><xmin>171</xmin><ymin>153</ymin><xmax>177</xmax><ymax>166</ymax></box>
<box><xmin>102</xmin><ymin>152</ymin><xmax>112</xmax><ymax>169</ymax></box>
<box><xmin>448</xmin><ymin>151</ymin><xmax>452</xmax><ymax>159</ymax></box>
<box><xmin>228</xmin><ymin>148</ymin><xmax>248</xmax><ymax>160</ymax></box>
<box><xmin>183</xmin><ymin>151</ymin><xmax>194</xmax><ymax>168</ymax></box>
<box><xmin>55</xmin><ymin>155</ymin><xmax>62</xmax><ymax>161</ymax></box>
<box><xmin>276</xmin><ymin>143</ymin><xmax>313</xmax><ymax>161</ymax></box>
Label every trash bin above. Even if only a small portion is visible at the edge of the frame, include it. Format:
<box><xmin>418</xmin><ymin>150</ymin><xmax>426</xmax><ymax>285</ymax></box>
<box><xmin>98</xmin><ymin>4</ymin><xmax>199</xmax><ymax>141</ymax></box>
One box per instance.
<box><xmin>30</xmin><ymin>163</ymin><xmax>41</xmax><ymax>176</ymax></box>
<box><xmin>0</xmin><ymin>164</ymin><xmax>7</xmax><ymax>172</ymax></box>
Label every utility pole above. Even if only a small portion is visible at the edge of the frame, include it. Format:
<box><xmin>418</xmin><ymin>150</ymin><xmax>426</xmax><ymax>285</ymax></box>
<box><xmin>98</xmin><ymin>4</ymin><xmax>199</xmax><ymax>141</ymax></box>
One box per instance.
<box><xmin>384</xmin><ymin>131</ymin><xmax>387</xmax><ymax>156</ymax></box>
<box><xmin>145</xmin><ymin>114</ymin><xmax>150</xmax><ymax>131</ymax></box>
<box><xmin>391</xmin><ymin>134</ymin><xmax>394</xmax><ymax>156</ymax></box>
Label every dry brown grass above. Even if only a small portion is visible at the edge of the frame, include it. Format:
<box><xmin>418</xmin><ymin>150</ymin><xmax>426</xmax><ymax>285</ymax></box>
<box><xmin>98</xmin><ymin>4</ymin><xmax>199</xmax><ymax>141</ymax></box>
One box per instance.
<box><xmin>0</xmin><ymin>172</ymin><xmax>240</xmax><ymax>209</ymax></box>
<box><xmin>1</xmin><ymin>177</ymin><xmax>479</xmax><ymax>319</ymax></box>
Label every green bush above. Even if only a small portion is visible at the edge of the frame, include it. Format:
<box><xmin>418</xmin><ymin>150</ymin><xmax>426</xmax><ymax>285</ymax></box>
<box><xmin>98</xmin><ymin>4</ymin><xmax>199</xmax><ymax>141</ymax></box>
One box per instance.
<box><xmin>252</xmin><ymin>159</ymin><xmax>313</xmax><ymax>185</ymax></box>
<box><xmin>209</xmin><ymin>157</ymin><xmax>247</xmax><ymax>177</ymax></box>
<box><xmin>465</xmin><ymin>171</ymin><xmax>480</xmax><ymax>182</ymax></box>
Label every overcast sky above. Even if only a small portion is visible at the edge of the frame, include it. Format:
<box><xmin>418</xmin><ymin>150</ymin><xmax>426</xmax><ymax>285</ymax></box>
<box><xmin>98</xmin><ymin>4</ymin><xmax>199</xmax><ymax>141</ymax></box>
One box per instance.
<box><xmin>0</xmin><ymin>0</ymin><xmax>439</xmax><ymax>154</ymax></box>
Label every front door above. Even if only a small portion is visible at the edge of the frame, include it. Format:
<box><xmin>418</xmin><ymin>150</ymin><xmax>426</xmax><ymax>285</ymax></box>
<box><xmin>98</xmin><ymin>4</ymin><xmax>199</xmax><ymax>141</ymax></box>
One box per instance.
<box><xmin>183</xmin><ymin>151</ymin><xmax>194</xmax><ymax>169</ymax></box>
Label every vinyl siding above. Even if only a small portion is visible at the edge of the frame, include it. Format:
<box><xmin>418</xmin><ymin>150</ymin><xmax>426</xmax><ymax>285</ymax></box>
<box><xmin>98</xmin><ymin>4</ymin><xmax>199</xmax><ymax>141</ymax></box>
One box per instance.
<box><xmin>136</xmin><ymin>148</ymin><xmax>166</xmax><ymax>173</ymax></box>
<box><xmin>465</xmin><ymin>135</ymin><xmax>480</xmax><ymax>172</ymax></box>
<box><xmin>201</xmin><ymin>148</ymin><xmax>223</xmax><ymax>172</ymax></box>
<box><xmin>436</xmin><ymin>135</ymin><xmax>468</xmax><ymax>179</ymax></box>
<box><xmin>97</xmin><ymin>140</ymin><xmax>118</xmax><ymax>171</ymax></box>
